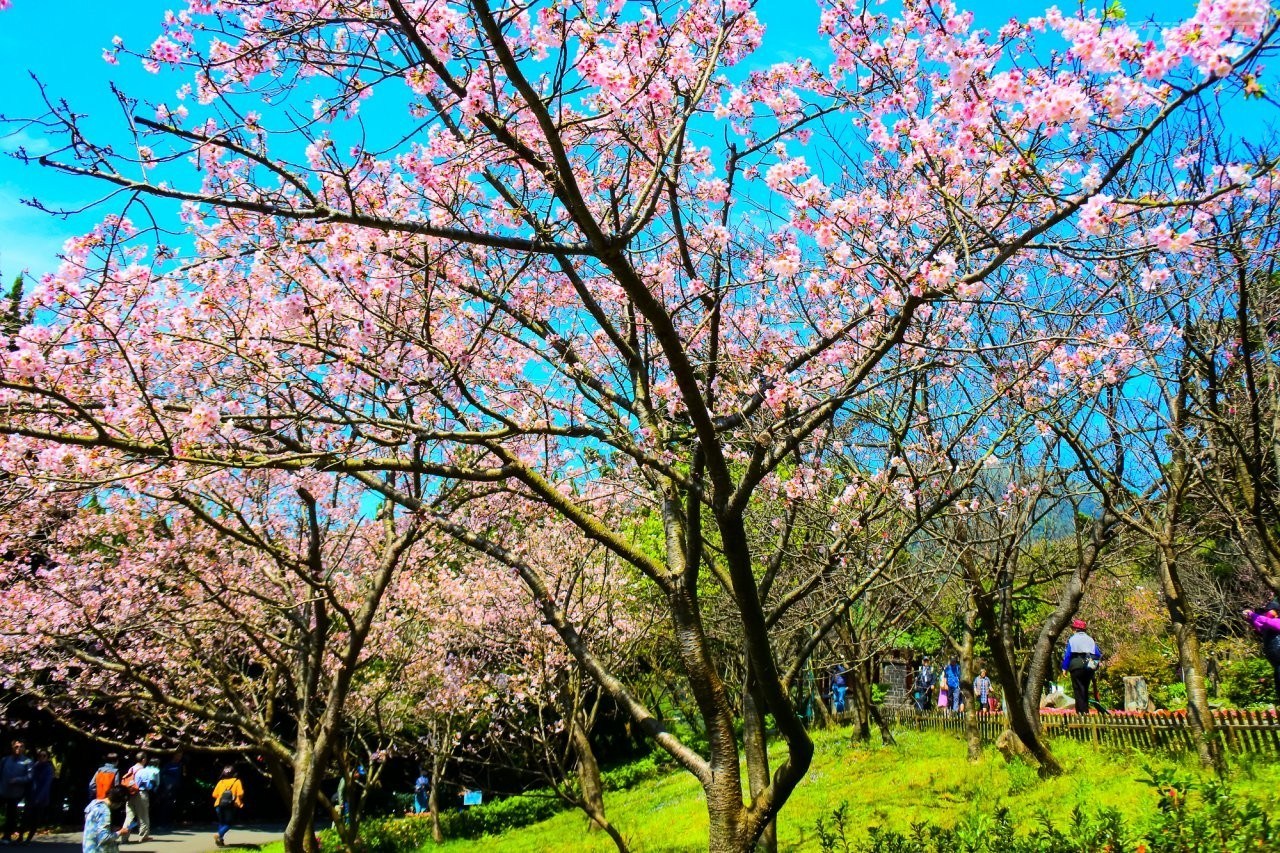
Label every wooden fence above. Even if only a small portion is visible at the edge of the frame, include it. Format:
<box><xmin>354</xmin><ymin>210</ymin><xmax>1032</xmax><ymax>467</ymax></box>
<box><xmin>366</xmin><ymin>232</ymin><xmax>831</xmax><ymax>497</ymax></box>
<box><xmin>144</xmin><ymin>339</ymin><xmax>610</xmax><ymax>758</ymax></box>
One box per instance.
<box><xmin>838</xmin><ymin>707</ymin><xmax>1280</xmax><ymax>753</ymax></box>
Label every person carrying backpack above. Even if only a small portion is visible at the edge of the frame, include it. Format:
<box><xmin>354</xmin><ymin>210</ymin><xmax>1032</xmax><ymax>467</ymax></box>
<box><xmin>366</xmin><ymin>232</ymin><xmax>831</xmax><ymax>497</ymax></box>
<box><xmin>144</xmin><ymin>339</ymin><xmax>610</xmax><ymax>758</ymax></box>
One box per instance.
<box><xmin>89</xmin><ymin>756</ymin><xmax>120</xmax><ymax>802</ymax></box>
<box><xmin>1243</xmin><ymin>600</ymin><xmax>1280</xmax><ymax>701</ymax></box>
<box><xmin>1061</xmin><ymin>619</ymin><xmax>1103</xmax><ymax>714</ymax></box>
<box><xmin>210</xmin><ymin>767</ymin><xmax>244</xmax><ymax>848</ymax></box>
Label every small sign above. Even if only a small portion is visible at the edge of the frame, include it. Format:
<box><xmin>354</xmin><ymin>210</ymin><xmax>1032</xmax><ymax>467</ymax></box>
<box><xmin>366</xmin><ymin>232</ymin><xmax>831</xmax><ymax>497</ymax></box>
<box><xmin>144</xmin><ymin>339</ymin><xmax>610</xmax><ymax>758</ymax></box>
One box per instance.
<box><xmin>462</xmin><ymin>790</ymin><xmax>483</xmax><ymax>807</ymax></box>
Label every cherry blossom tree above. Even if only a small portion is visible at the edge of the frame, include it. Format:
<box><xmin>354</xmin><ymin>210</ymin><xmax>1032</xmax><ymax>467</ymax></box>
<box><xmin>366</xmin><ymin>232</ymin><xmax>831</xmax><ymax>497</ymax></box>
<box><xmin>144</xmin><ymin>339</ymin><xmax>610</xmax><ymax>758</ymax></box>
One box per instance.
<box><xmin>0</xmin><ymin>471</ymin><xmax>423</xmax><ymax>853</ymax></box>
<box><xmin>1</xmin><ymin>0</ymin><xmax>1277</xmax><ymax>847</ymax></box>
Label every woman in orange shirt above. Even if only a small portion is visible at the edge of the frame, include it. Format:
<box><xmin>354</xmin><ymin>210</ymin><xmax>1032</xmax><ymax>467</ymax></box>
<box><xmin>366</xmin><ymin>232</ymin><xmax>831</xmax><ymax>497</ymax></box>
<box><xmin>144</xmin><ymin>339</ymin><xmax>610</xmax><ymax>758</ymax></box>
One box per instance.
<box><xmin>210</xmin><ymin>767</ymin><xmax>244</xmax><ymax>848</ymax></box>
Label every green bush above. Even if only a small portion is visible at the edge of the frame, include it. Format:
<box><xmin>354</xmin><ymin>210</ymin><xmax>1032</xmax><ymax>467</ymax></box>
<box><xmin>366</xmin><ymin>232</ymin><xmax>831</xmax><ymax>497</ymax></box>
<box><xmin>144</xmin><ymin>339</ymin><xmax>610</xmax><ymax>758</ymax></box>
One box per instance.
<box><xmin>319</xmin><ymin>816</ymin><xmax>437</xmax><ymax>853</ymax></box>
<box><xmin>846</xmin><ymin>805</ymin><xmax>1128</xmax><ymax>853</ymax></box>
<box><xmin>438</xmin><ymin>788</ymin><xmax>565</xmax><ymax>839</ymax></box>
<box><xmin>817</xmin><ymin>765</ymin><xmax>1280</xmax><ymax>853</ymax></box>
<box><xmin>322</xmin><ymin>752</ymin><xmax>673</xmax><ymax>849</ymax></box>
<box><xmin>601</xmin><ymin>753</ymin><xmax>666</xmax><ymax>791</ymax></box>
<box><xmin>1152</xmin><ymin>680</ymin><xmax>1187</xmax><ymax>711</ymax></box>
<box><xmin>1142</xmin><ymin>766</ymin><xmax>1280</xmax><ymax>853</ymax></box>
<box><xmin>1220</xmin><ymin>656</ymin><xmax>1275</xmax><ymax>707</ymax></box>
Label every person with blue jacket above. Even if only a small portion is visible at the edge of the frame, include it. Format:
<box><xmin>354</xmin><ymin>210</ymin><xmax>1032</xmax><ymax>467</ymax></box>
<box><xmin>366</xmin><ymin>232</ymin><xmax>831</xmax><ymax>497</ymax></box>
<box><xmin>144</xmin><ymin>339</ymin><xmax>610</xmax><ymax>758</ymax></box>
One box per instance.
<box><xmin>1061</xmin><ymin>619</ymin><xmax>1102</xmax><ymax>714</ymax></box>
<box><xmin>943</xmin><ymin>658</ymin><xmax>962</xmax><ymax>712</ymax></box>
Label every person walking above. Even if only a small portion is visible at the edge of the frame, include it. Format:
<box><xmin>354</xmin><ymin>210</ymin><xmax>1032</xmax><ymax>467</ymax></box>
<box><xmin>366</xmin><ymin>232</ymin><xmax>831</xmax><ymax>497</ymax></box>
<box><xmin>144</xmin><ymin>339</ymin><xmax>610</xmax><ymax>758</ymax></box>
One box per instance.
<box><xmin>944</xmin><ymin>657</ymin><xmax>962</xmax><ymax>712</ymax></box>
<box><xmin>1243</xmin><ymin>600</ymin><xmax>1280</xmax><ymax>700</ymax></box>
<box><xmin>89</xmin><ymin>756</ymin><xmax>119</xmax><ymax>802</ymax></box>
<box><xmin>412</xmin><ymin>768</ymin><xmax>430</xmax><ymax>816</ymax></box>
<box><xmin>0</xmin><ymin>740</ymin><xmax>32</xmax><ymax>845</ymax></box>
<box><xmin>123</xmin><ymin>754</ymin><xmax>158</xmax><ymax>842</ymax></box>
<box><xmin>21</xmin><ymin>750</ymin><xmax>54</xmax><ymax>843</ymax></box>
<box><xmin>1061</xmin><ymin>618</ymin><xmax>1103</xmax><ymax>714</ymax></box>
<box><xmin>210</xmin><ymin>766</ymin><xmax>243</xmax><ymax>848</ymax></box>
<box><xmin>84</xmin><ymin>786</ymin><xmax>128</xmax><ymax>853</ymax></box>
<box><xmin>913</xmin><ymin>656</ymin><xmax>936</xmax><ymax>711</ymax></box>
<box><xmin>974</xmin><ymin>669</ymin><xmax>992</xmax><ymax>713</ymax></box>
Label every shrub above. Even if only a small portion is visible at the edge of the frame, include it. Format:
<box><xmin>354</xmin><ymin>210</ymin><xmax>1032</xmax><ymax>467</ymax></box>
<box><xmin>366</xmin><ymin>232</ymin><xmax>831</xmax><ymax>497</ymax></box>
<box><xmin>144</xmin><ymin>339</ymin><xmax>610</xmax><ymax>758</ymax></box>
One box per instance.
<box><xmin>1142</xmin><ymin>766</ymin><xmax>1280</xmax><ymax>853</ymax></box>
<box><xmin>1219</xmin><ymin>656</ymin><xmax>1275</xmax><ymax>708</ymax></box>
<box><xmin>847</xmin><ymin>805</ymin><xmax>1128</xmax><ymax>853</ymax></box>
<box><xmin>601</xmin><ymin>753</ymin><xmax>667</xmax><ymax>791</ymax></box>
<box><xmin>319</xmin><ymin>816</ymin><xmax>437</xmax><ymax>853</ymax></box>
<box><xmin>819</xmin><ymin>766</ymin><xmax>1280</xmax><ymax>853</ymax></box>
<box><xmin>439</xmin><ymin>788</ymin><xmax>565</xmax><ymax>839</ymax></box>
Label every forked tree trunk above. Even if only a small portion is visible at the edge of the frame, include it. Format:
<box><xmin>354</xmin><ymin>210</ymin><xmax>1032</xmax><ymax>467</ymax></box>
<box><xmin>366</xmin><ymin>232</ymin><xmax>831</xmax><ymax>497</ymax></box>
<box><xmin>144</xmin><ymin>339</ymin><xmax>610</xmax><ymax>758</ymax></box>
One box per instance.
<box><xmin>1157</xmin><ymin>543</ymin><xmax>1225</xmax><ymax>774</ymax></box>
<box><xmin>986</xmin><ymin>628</ymin><xmax>1062</xmax><ymax>776</ymax></box>
<box><xmin>1021</xmin><ymin>514</ymin><xmax>1116</xmax><ymax>733</ymax></box>
<box><xmin>969</xmin><ymin>590</ymin><xmax>1062</xmax><ymax>776</ymax></box>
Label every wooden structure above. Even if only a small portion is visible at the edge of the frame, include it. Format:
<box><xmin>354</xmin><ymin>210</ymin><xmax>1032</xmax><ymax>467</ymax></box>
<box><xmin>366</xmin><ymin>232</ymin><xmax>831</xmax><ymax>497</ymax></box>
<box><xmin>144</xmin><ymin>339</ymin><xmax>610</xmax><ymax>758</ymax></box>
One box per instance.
<box><xmin>850</xmin><ymin>707</ymin><xmax>1280</xmax><ymax>753</ymax></box>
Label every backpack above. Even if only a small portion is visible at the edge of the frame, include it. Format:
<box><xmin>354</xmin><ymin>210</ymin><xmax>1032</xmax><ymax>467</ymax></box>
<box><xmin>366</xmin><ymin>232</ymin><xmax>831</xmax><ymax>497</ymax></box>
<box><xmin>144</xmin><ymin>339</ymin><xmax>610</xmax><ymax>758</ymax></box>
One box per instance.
<box><xmin>91</xmin><ymin>768</ymin><xmax>118</xmax><ymax>800</ymax></box>
<box><xmin>217</xmin><ymin>786</ymin><xmax>237</xmax><ymax>808</ymax></box>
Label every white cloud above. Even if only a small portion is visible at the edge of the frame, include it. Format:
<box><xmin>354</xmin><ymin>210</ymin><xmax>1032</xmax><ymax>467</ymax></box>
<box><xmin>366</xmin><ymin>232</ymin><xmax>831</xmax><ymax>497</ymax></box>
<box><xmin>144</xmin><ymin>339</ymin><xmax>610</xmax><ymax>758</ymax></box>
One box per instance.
<box><xmin>0</xmin><ymin>128</ymin><xmax>53</xmax><ymax>158</ymax></box>
<box><xmin>0</xmin><ymin>185</ymin><xmax>72</xmax><ymax>280</ymax></box>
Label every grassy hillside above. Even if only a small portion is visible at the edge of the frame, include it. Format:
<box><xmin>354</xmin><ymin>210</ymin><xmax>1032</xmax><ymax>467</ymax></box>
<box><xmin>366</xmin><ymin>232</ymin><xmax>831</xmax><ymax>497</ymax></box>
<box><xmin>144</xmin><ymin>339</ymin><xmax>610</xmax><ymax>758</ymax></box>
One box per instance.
<box><xmin>427</xmin><ymin>728</ymin><xmax>1280</xmax><ymax>852</ymax></box>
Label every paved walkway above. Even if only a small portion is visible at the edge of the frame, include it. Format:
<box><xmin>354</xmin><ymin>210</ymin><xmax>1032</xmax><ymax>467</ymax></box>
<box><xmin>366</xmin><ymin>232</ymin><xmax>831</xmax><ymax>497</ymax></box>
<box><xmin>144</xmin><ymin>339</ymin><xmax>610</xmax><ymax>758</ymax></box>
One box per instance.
<box><xmin>19</xmin><ymin>826</ymin><xmax>283</xmax><ymax>853</ymax></box>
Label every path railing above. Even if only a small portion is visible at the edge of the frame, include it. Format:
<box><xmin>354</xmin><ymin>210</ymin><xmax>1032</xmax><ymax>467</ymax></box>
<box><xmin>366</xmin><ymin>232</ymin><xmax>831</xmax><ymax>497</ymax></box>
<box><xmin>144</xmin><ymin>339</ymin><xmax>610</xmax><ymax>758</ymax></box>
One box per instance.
<box><xmin>834</xmin><ymin>707</ymin><xmax>1280</xmax><ymax>752</ymax></box>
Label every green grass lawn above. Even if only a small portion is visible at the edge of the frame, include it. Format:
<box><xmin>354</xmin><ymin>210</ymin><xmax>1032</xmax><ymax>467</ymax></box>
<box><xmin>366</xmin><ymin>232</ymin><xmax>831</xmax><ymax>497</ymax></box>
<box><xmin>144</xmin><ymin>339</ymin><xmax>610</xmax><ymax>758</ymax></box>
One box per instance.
<box><xmin>425</xmin><ymin>728</ymin><xmax>1280</xmax><ymax>852</ymax></box>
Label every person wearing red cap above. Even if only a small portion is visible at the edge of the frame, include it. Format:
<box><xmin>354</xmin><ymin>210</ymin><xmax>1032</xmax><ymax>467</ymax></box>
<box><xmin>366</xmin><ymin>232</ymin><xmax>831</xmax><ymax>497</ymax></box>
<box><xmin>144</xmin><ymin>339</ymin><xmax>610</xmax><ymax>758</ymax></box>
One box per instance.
<box><xmin>1061</xmin><ymin>619</ymin><xmax>1102</xmax><ymax>714</ymax></box>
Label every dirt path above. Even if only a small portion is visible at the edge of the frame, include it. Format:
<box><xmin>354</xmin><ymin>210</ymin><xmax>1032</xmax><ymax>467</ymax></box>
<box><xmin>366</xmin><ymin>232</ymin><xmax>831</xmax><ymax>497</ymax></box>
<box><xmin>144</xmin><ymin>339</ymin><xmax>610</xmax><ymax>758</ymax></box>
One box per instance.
<box><xmin>21</xmin><ymin>825</ymin><xmax>283</xmax><ymax>853</ymax></box>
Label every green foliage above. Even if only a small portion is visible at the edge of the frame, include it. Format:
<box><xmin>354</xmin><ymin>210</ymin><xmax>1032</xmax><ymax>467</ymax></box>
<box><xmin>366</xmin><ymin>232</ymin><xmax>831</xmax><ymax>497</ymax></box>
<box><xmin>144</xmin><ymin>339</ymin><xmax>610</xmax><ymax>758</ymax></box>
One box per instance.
<box><xmin>846</xmin><ymin>804</ymin><xmax>1129</xmax><ymax>853</ymax></box>
<box><xmin>823</xmin><ymin>766</ymin><xmax>1280</xmax><ymax>853</ymax></box>
<box><xmin>1104</xmin><ymin>643</ymin><xmax>1176</xmax><ymax>706</ymax></box>
<box><xmin>318</xmin><ymin>816</ymin><xmax>437</xmax><ymax>853</ymax></box>
<box><xmin>1153</xmin><ymin>681</ymin><xmax>1187</xmax><ymax>711</ymax></box>
<box><xmin>1141</xmin><ymin>765</ymin><xmax>1280</xmax><ymax>852</ymax></box>
<box><xmin>871</xmin><ymin>683</ymin><xmax>887</xmax><ymax>705</ymax></box>
<box><xmin>411</xmin><ymin>729</ymin><xmax>1280</xmax><ymax>852</ymax></box>
<box><xmin>600</xmin><ymin>752</ymin><xmax>668</xmax><ymax>791</ymax></box>
<box><xmin>816</xmin><ymin>800</ymin><xmax>853</xmax><ymax>853</ymax></box>
<box><xmin>1004</xmin><ymin>760</ymin><xmax>1039</xmax><ymax>797</ymax></box>
<box><xmin>1220</xmin><ymin>656</ymin><xmax>1275</xmax><ymax>707</ymax></box>
<box><xmin>438</xmin><ymin>788</ymin><xmax>565</xmax><ymax>839</ymax></box>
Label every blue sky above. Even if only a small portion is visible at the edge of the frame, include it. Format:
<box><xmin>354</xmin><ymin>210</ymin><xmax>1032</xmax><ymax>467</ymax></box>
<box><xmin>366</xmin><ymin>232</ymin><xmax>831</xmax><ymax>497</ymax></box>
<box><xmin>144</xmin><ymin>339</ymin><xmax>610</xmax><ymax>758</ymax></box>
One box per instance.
<box><xmin>0</xmin><ymin>0</ymin><xmax>1263</xmax><ymax>284</ymax></box>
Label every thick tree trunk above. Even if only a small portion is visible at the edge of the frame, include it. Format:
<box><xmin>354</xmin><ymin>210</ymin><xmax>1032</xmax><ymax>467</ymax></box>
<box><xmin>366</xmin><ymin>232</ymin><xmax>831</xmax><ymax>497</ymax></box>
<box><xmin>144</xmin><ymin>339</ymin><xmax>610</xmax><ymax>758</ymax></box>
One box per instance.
<box><xmin>1157</xmin><ymin>544</ymin><xmax>1225</xmax><ymax>773</ymax></box>
<box><xmin>282</xmin><ymin>745</ymin><xmax>324</xmax><ymax>853</ymax></box>
<box><xmin>706</xmin><ymin>800</ymin><xmax>749</xmax><ymax>853</ymax></box>
<box><xmin>984</xmin><ymin>626</ymin><xmax>1062</xmax><ymax>776</ymax></box>
<box><xmin>429</xmin><ymin>750</ymin><xmax>445</xmax><ymax>844</ymax></box>
<box><xmin>959</xmin><ymin>596</ymin><xmax>981</xmax><ymax>762</ymax></box>
<box><xmin>742</xmin><ymin>679</ymin><xmax>776</xmax><ymax>853</ymax></box>
<box><xmin>968</xmin><ymin>587</ymin><xmax>1062</xmax><ymax>776</ymax></box>
<box><xmin>846</xmin><ymin>666</ymin><xmax>872</xmax><ymax>744</ymax></box>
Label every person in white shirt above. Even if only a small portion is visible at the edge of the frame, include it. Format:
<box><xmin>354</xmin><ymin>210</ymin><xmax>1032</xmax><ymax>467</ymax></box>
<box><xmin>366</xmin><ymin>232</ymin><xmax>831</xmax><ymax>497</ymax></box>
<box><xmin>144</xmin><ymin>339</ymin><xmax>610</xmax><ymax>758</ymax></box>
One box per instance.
<box><xmin>1061</xmin><ymin>619</ymin><xmax>1103</xmax><ymax>714</ymax></box>
<box><xmin>121</xmin><ymin>753</ymin><xmax>157</xmax><ymax>842</ymax></box>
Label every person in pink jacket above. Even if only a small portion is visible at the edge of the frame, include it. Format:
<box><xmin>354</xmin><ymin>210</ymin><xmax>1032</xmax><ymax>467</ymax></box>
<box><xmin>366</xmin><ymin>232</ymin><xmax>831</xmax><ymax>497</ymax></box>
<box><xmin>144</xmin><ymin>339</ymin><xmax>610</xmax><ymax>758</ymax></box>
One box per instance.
<box><xmin>1243</xmin><ymin>599</ymin><xmax>1280</xmax><ymax>701</ymax></box>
